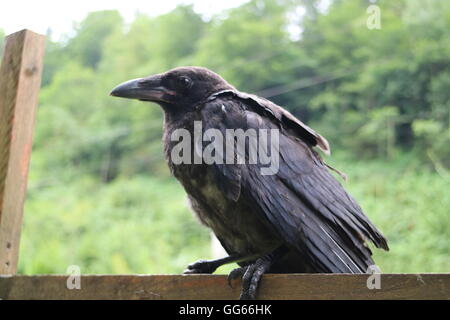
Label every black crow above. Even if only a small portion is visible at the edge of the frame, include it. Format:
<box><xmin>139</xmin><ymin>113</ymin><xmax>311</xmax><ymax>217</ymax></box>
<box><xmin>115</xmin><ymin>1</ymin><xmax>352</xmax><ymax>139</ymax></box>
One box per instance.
<box><xmin>110</xmin><ymin>66</ymin><xmax>389</xmax><ymax>299</ymax></box>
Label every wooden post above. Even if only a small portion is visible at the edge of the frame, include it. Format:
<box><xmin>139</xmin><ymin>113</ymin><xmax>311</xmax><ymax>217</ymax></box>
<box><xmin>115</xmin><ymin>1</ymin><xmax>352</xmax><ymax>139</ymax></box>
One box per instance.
<box><xmin>0</xmin><ymin>30</ymin><xmax>45</xmax><ymax>274</ymax></box>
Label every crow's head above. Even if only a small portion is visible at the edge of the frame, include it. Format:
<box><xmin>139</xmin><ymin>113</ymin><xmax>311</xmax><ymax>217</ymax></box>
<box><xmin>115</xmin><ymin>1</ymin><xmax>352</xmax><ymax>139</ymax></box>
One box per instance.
<box><xmin>110</xmin><ymin>66</ymin><xmax>233</xmax><ymax>110</ymax></box>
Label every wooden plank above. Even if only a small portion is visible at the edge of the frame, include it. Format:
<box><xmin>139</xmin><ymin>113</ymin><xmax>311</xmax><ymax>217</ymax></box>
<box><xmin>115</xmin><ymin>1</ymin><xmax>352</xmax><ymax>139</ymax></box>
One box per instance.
<box><xmin>0</xmin><ymin>30</ymin><xmax>45</xmax><ymax>274</ymax></box>
<box><xmin>0</xmin><ymin>274</ymin><xmax>449</xmax><ymax>300</ymax></box>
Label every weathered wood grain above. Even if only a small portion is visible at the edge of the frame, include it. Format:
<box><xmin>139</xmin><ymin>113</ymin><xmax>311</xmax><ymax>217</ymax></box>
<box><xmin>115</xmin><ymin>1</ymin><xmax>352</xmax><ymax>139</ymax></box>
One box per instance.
<box><xmin>0</xmin><ymin>30</ymin><xmax>45</xmax><ymax>274</ymax></box>
<box><xmin>0</xmin><ymin>274</ymin><xmax>448</xmax><ymax>300</ymax></box>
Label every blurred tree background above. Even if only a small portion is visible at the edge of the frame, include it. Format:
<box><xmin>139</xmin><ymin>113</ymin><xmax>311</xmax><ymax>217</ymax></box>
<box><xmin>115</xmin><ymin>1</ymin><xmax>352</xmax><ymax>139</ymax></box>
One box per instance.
<box><xmin>0</xmin><ymin>0</ymin><xmax>448</xmax><ymax>274</ymax></box>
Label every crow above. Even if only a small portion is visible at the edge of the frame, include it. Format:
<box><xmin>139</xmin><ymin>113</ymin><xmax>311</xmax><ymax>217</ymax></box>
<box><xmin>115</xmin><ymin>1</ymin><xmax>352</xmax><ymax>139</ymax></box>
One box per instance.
<box><xmin>110</xmin><ymin>66</ymin><xmax>389</xmax><ymax>300</ymax></box>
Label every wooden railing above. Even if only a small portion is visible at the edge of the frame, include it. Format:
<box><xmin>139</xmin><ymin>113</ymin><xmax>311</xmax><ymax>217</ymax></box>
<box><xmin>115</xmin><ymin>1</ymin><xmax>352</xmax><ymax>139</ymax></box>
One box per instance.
<box><xmin>1</xmin><ymin>274</ymin><xmax>449</xmax><ymax>299</ymax></box>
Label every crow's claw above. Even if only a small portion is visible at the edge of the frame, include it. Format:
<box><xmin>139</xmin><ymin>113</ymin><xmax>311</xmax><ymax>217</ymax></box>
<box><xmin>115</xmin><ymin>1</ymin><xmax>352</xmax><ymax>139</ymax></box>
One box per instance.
<box><xmin>227</xmin><ymin>266</ymin><xmax>247</xmax><ymax>288</ymax></box>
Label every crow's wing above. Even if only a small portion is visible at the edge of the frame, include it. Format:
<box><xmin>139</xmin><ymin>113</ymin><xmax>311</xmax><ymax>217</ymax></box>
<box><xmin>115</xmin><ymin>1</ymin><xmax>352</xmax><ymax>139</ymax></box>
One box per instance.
<box><xmin>207</xmin><ymin>90</ymin><xmax>330</xmax><ymax>154</ymax></box>
<box><xmin>201</xmin><ymin>93</ymin><xmax>388</xmax><ymax>273</ymax></box>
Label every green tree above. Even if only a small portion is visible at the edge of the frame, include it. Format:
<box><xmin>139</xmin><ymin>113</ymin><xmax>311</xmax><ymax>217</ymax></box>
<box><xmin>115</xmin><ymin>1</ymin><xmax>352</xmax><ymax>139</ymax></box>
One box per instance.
<box><xmin>150</xmin><ymin>4</ymin><xmax>206</xmax><ymax>68</ymax></box>
<box><xmin>294</xmin><ymin>0</ymin><xmax>449</xmax><ymax>165</ymax></box>
<box><xmin>195</xmin><ymin>0</ymin><xmax>308</xmax><ymax>111</ymax></box>
<box><xmin>66</xmin><ymin>10</ymin><xmax>123</xmax><ymax>69</ymax></box>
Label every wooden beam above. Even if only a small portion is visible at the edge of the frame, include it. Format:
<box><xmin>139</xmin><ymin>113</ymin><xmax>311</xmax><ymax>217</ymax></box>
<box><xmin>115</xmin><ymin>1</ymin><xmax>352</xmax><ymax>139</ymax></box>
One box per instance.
<box><xmin>0</xmin><ymin>274</ymin><xmax>449</xmax><ymax>299</ymax></box>
<box><xmin>0</xmin><ymin>30</ymin><xmax>45</xmax><ymax>274</ymax></box>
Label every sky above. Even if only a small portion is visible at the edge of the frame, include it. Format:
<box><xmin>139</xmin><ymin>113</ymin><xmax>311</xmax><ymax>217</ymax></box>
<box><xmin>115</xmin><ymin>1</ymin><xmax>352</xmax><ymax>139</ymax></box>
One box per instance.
<box><xmin>1</xmin><ymin>0</ymin><xmax>249</xmax><ymax>39</ymax></box>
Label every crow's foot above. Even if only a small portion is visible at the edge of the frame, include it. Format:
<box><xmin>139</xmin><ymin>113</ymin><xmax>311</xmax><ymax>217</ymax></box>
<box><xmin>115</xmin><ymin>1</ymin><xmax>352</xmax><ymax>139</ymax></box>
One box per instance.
<box><xmin>184</xmin><ymin>254</ymin><xmax>254</xmax><ymax>275</ymax></box>
<box><xmin>226</xmin><ymin>258</ymin><xmax>271</xmax><ymax>300</ymax></box>
<box><xmin>227</xmin><ymin>247</ymin><xmax>288</xmax><ymax>300</ymax></box>
<box><xmin>240</xmin><ymin>258</ymin><xmax>272</xmax><ymax>300</ymax></box>
<box><xmin>183</xmin><ymin>259</ymin><xmax>218</xmax><ymax>274</ymax></box>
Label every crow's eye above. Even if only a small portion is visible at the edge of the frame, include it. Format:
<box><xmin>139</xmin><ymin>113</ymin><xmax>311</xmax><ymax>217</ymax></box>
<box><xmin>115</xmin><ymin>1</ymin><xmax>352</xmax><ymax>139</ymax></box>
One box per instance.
<box><xmin>176</xmin><ymin>76</ymin><xmax>192</xmax><ymax>89</ymax></box>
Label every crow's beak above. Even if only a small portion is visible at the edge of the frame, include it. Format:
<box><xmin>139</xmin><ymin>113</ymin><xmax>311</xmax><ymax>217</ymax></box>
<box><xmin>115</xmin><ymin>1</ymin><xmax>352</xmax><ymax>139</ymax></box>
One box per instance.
<box><xmin>110</xmin><ymin>76</ymin><xmax>176</xmax><ymax>103</ymax></box>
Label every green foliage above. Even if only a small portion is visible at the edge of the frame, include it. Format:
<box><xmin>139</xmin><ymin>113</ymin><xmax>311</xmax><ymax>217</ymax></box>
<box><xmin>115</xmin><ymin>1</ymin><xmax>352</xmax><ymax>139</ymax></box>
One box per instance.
<box><xmin>0</xmin><ymin>0</ymin><xmax>448</xmax><ymax>274</ymax></box>
<box><xmin>302</xmin><ymin>0</ymin><xmax>450</xmax><ymax>165</ymax></box>
<box><xmin>195</xmin><ymin>0</ymin><xmax>310</xmax><ymax>110</ymax></box>
<box><xmin>327</xmin><ymin>154</ymin><xmax>449</xmax><ymax>273</ymax></box>
<box><xmin>150</xmin><ymin>5</ymin><xmax>206</xmax><ymax>68</ymax></box>
<box><xmin>66</xmin><ymin>10</ymin><xmax>123</xmax><ymax>69</ymax></box>
<box><xmin>21</xmin><ymin>177</ymin><xmax>210</xmax><ymax>274</ymax></box>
